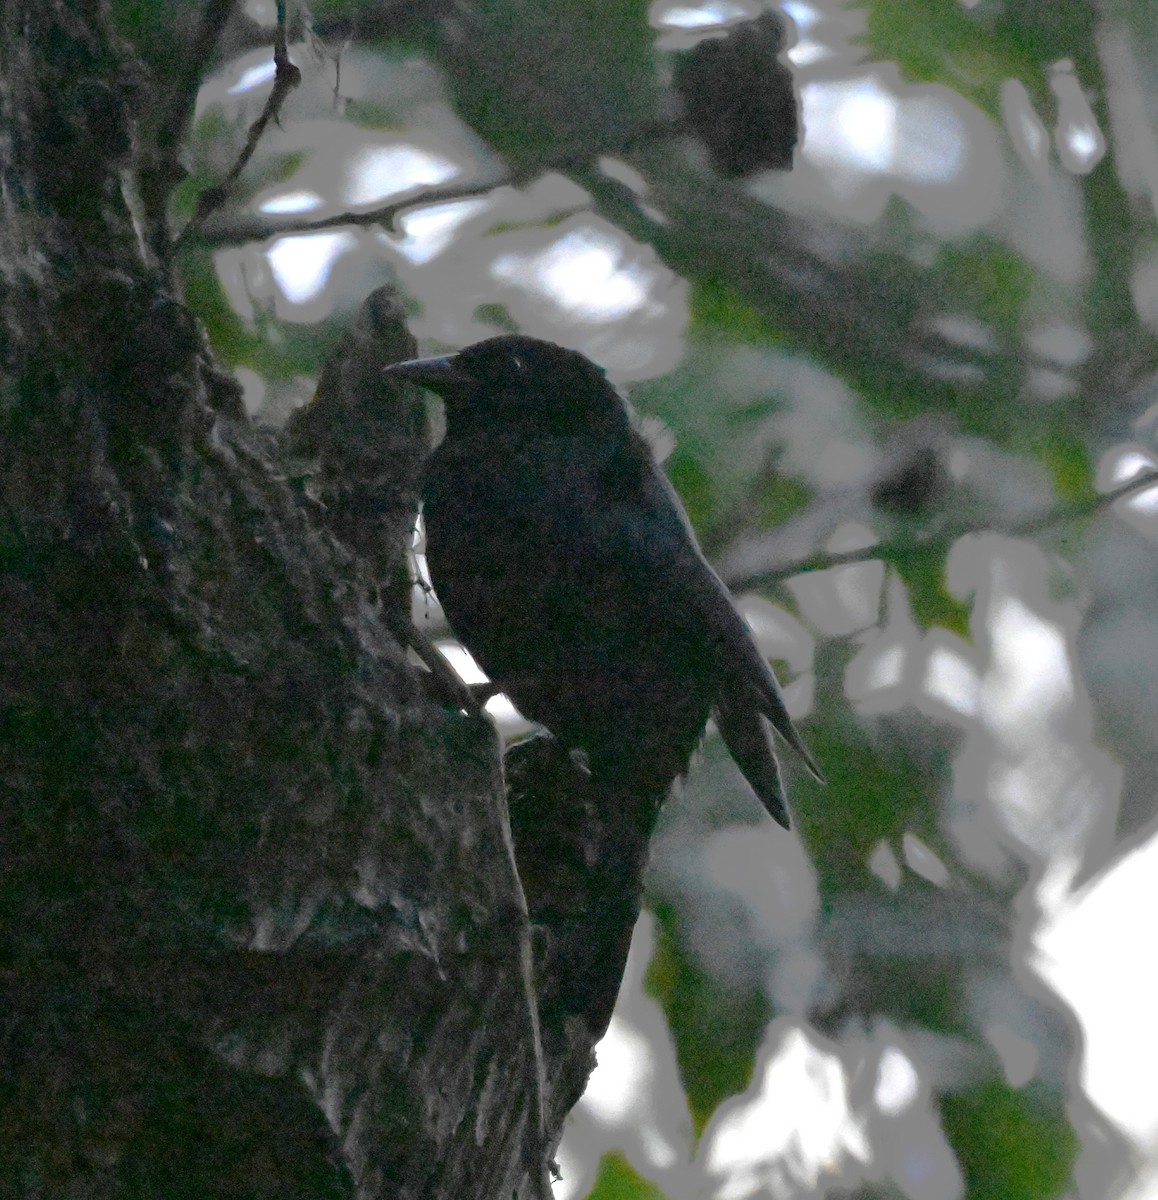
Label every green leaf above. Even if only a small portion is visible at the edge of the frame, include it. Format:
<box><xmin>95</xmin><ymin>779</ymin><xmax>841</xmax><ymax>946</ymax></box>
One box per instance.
<box><xmin>180</xmin><ymin>249</ymin><xmax>266</xmax><ymax>369</ymax></box>
<box><xmin>584</xmin><ymin>1152</ymin><xmax>669</xmax><ymax>1200</ymax></box>
<box><xmin>690</xmin><ymin>278</ymin><xmax>784</xmax><ymax>347</ymax></box>
<box><xmin>859</xmin><ymin>0</ymin><xmax>1096</xmax><ymax>116</ymax></box>
<box><xmin>941</xmin><ymin>1080</ymin><xmax>1077</xmax><ymax>1199</ymax></box>
<box><xmin>471</xmin><ymin>303</ymin><xmax>520</xmax><ymax>334</ymax></box>
<box><xmin>179</xmin><ymin>247</ymin><xmax>334</xmax><ymax>385</ymax></box>
<box><xmin>1035</xmin><ymin>431</ymin><xmax>1094</xmax><ymax>506</ymax></box>
<box><xmin>860</xmin><ymin>0</ymin><xmax>1015</xmax><ymax>115</ymax></box>
<box><xmin>890</xmin><ymin>548</ymin><xmax>971</xmax><ymax>636</ymax></box>
<box><xmin>789</xmin><ymin>650</ymin><xmax>948</xmax><ymax>896</ymax></box>
<box><xmin>935</xmin><ymin>240</ymin><xmax>1034</xmax><ymax>341</ymax></box>
<box><xmin>644</xmin><ymin>899</ymin><xmax>769</xmax><ymax>1136</ymax></box>
<box><xmin>753</xmin><ymin>474</ymin><xmax>811</xmax><ymax>532</ymax></box>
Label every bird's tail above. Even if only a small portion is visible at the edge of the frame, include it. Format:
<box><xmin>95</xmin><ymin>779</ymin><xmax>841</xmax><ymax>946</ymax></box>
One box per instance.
<box><xmin>706</xmin><ymin>589</ymin><xmax>824</xmax><ymax>781</ymax></box>
<box><xmin>714</xmin><ymin>694</ymin><xmax>790</xmax><ymax>829</ymax></box>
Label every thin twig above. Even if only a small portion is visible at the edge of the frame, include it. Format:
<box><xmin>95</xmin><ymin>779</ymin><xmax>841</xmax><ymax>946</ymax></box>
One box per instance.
<box><xmin>177</xmin><ymin>0</ymin><xmax>302</xmax><ymax>248</ymax></box>
<box><xmin>725</xmin><ymin>469</ymin><xmax>1158</xmax><ymax>592</ymax></box>
<box><xmin>177</xmin><ymin>119</ymin><xmax>677</xmax><ymax>249</ymax></box>
<box><xmin>182</xmin><ymin>177</ymin><xmax>512</xmax><ymax>248</ymax></box>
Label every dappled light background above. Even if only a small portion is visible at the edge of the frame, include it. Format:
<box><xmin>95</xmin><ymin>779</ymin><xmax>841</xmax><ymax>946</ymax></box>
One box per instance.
<box><xmin>163</xmin><ymin>0</ymin><xmax>1158</xmax><ymax>1194</ymax></box>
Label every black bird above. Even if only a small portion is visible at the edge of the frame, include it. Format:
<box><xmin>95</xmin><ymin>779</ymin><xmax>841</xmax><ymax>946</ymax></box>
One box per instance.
<box><xmin>386</xmin><ymin>335</ymin><xmax>820</xmax><ymax>828</ymax></box>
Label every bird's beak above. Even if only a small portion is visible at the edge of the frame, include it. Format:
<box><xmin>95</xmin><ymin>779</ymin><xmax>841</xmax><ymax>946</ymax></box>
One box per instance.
<box><xmin>383</xmin><ymin>354</ymin><xmax>474</xmax><ymax>399</ymax></box>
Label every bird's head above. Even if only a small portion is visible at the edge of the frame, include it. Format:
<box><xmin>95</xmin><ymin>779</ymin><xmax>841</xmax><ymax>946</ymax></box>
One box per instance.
<box><xmin>385</xmin><ymin>335</ymin><xmax>630</xmax><ymax>439</ymax></box>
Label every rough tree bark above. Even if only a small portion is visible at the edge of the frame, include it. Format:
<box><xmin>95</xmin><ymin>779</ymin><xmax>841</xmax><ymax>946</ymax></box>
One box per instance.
<box><xmin>0</xmin><ymin>3</ymin><xmax>646</xmax><ymax>1196</ymax></box>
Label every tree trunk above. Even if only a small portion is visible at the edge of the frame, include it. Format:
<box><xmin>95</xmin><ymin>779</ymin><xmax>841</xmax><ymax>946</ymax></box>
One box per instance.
<box><xmin>0</xmin><ymin>3</ymin><xmax>637</xmax><ymax>1195</ymax></box>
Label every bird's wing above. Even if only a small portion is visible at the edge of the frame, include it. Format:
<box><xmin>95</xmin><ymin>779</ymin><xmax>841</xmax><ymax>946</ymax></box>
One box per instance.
<box><xmin>626</xmin><ymin>449</ymin><xmax>824</xmax><ymax>783</ymax></box>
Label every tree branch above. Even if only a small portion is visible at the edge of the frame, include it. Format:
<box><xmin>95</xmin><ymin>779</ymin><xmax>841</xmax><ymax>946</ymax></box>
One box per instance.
<box><xmin>723</xmin><ymin>469</ymin><xmax>1158</xmax><ymax>592</ymax></box>
<box><xmin>177</xmin><ymin>0</ymin><xmax>302</xmax><ymax>247</ymax></box>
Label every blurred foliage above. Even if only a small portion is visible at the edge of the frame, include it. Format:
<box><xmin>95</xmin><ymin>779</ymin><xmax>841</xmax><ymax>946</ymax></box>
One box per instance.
<box><xmin>863</xmin><ymin>0</ymin><xmax>1097</xmax><ymax>115</ymax></box>
<box><xmin>646</xmin><ymin>898</ymin><xmax>771</xmax><ymax>1135</ymax></box>
<box><xmin>793</xmin><ymin>700</ymin><xmax>942</xmax><ymax>891</ymax></box>
<box><xmin>585</xmin><ymin>1152</ymin><xmax>670</xmax><ymax>1200</ymax></box>
<box><xmin>891</xmin><ymin>542</ymin><xmax>971</xmax><ymax>635</ymax></box>
<box><xmin>435</xmin><ymin>0</ymin><xmax>657</xmax><ymax>167</ymax></box>
<box><xmin>111</xmin><ymin>0</ymin><xmax>200</xmax><ymax>78</ymax></box>
<box><xmin>151</xmin><ymin>0</ymin><xmax>1158</xmax><ymax>1194</ymax></box>
<box><xmin>941</xmin><ymin>1081</ymin><xmax>1078</xmax><ymax>1200</ymax></box>
<box><xmin>935</xmin><ymin>241</ymin><xmax>1032</xmax><ymax>343</ymax></box>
